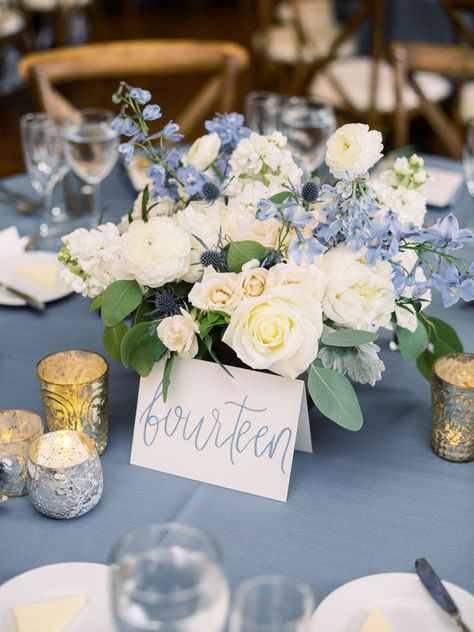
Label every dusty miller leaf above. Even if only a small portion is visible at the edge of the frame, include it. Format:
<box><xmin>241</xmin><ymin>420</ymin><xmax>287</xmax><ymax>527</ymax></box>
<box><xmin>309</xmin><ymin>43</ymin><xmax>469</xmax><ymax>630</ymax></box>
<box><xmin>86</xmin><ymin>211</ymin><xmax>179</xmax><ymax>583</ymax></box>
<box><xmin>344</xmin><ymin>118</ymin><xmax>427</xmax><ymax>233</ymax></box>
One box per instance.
<box><xmin>318</xmin><ymin>342</ymin><xmax>385</xmax><ymax>387</ymax></box>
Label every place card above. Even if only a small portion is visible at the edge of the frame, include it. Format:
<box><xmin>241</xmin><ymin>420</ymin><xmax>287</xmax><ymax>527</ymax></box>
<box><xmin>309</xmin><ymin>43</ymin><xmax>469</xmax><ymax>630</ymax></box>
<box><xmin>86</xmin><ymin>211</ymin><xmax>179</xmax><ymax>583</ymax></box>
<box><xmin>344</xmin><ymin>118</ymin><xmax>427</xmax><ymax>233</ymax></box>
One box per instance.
<box><xmin>130</xmin><ymin>358</ymin><xmax>312</xmax><ymax>502</ymax></box>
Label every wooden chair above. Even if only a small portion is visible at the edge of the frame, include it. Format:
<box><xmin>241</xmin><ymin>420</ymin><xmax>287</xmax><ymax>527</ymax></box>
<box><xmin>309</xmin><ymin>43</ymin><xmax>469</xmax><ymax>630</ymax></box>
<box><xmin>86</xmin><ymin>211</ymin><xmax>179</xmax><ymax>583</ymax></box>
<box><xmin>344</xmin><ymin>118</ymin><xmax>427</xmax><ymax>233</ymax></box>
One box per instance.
<box><xmin>442</xmin><ymin>0</ymin><xmax>474</xmax><ymax>47</ymax></box>
<box><xmin>391</xmin><ymin>42</ymin><xmax>474</xmax><ymax>158</ymax></box>
<box><xmin>18</xmin><ymin>39</ymin><xmax>250</xmax><ymax>136</ymax></box>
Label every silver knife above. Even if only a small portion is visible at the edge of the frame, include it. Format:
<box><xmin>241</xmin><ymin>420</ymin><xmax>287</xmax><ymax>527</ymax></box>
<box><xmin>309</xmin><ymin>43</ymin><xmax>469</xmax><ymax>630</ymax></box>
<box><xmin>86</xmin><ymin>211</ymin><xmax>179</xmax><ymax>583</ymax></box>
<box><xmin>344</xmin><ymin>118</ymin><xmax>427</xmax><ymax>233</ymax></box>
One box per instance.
<box><xmin>0</xmin><ymin>282</ymin><xmax>45</xmax><ymax>312</ymax></box>
<box><xmin>415</xmin><ymin>558</ymin><xmax>472</xmax><ymax>631</ymax></box>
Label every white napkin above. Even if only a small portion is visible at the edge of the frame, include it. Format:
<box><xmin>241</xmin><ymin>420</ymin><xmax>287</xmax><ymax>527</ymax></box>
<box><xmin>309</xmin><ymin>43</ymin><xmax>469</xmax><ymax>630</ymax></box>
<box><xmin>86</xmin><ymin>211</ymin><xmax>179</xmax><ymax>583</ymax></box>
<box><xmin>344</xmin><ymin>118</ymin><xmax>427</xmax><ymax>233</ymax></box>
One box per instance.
<box><xmin>0</xmin><ymin>226</ymin><xmax>29</xmax><ymax>261</ymax></box>
<box><xmin>423</xmin><ymin>168</ymin><xmax>465</xmax><ymax>208</ymax></box>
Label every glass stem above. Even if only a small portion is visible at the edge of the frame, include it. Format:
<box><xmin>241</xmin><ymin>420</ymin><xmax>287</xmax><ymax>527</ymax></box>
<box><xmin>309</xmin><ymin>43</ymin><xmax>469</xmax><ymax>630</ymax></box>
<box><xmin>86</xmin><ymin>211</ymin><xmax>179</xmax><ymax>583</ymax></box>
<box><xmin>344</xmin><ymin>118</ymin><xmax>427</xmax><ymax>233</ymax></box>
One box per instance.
<box><xmin>90</xmin><ymin>183</ymin><xmax>101</xmax><ymax>228</ymax></box>
<box><xmin>39</xmin><ymin>188</ymin><xmax>53</xmax><ymax>237</ymax></box>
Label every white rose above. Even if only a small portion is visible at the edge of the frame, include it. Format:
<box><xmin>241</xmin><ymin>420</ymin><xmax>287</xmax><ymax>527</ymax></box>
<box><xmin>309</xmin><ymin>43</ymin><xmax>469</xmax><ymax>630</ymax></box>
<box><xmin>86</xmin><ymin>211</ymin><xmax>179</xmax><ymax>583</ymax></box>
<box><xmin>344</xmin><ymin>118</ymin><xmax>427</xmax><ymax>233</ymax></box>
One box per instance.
<box><xmin>238</xmin><ymin>266</ymin><xmax>268</xmax><ymax>297</ymax></box>
<box><xmin>157</xmin><ymin>309</ymin><xmax>199</xmax><ymax>359</ymax></box>
<box><xmin>393</xmin><ymin>250</ymin><xmax>431</xmax><ymax>332</ymax></box>
<box><xmin>188</xmin><ymin>269</ymin><xmax>242</xmax><ymax>314</ymax></box>
<box><xmin>326</xmin><ymin>123</ymin><xmax>383</xmax><ymax>178</ymax></box>
<box><xmin>185</xmin><ymin>133</ymin><xmax>221</xmax><ymax>172</ymax></box>
<box><xmin>222</xmin><ymin>285</ymin><xmax>323</xmax><ymax>379</ymax></box>
<box><xmin>266</xmin><ymin>261</ymin><xmax>326</xmax><ymax>303</ymax></box>
<box><xmin>322</xmin><ymin>243</ymin><xmax>395</xmax><ymax>331</ymax></box>
<box><xmin>121</xmin><ymin>217</ymin><xmax>191</xmax><ymax>288</ymax></box>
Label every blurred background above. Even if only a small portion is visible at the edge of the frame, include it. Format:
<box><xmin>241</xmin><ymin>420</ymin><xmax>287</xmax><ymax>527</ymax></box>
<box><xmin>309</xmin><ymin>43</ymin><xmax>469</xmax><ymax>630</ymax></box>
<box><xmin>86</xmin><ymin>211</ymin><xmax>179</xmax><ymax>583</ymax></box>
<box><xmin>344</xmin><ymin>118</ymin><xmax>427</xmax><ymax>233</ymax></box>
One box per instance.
<box><xmin>1</xmin><ymin>0</ymin><xmax>474</xmax><ymax>178</ymax></box>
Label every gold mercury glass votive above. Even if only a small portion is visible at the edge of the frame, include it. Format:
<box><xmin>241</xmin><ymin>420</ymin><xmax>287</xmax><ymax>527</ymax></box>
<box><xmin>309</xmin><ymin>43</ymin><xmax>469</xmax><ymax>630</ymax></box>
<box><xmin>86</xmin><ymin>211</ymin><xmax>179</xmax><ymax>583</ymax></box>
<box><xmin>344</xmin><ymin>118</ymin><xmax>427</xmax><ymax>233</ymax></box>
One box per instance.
<box><xmin>431</xmin><ymin>353</ymin><xmax>474</xmax><ymax>462</ymax></box>
<box><xmin>27</xmin><ymin>430</ymin><xmax>103</xmax><ymax>519</ymax></box>
<box><xmin>37</xmin><ymin>350</ymin><xmax>109</xmax><ymax>455</ymax></box>
<box><xmin>0</xmin><ymin>410</ymin><xmax>43</xmax><ymax>496</ymax></box>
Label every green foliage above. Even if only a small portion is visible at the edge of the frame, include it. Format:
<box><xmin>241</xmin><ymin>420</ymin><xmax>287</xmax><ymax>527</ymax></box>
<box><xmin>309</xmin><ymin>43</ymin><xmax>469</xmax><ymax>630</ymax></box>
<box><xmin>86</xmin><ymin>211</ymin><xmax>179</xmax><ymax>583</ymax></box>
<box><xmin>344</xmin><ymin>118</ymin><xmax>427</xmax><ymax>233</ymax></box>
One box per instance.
<box><xmin>101</xmin><ymin>280</ymin><xmax>142</xmax><ymax>327</ymax></box>
<box><xmin>227</xmin><ymin>240</ymin><xmax>269</xmax><ymax>273</ymax></box>
<box><xmin>318</xmin><ymin>343</ymin><xmax>384</xmax><ymax>386</ymax></box>
<box><xmin>141</xmin><ymin>185</ymin><xmax>150</xmax><ymax>221</ymax></box>
<box><xmin>416</xmin><ymin>348</ymin><xmax>436</xmax><ymax>382</ymax></box>
<box><xmin>321</xmin><ymin>327</ymin><xmax>378</xmax><ymax>347</ymax></box>
<box><xmin>198</xmin><ymin>311</ymin><xmax>230</xmax><ymax>339</ymax></box>
<box><xmin>396</xmin><ymin>317</ymin><xmax>428</xmax><ymax>360</ymax></box>
<box><xmin>203</xmin><ymin>335</ymin><xmax>233</xmax><ymax>377</ymax></box>
<box><xmin>162</xmin><ymin>354</ymin><xmax>175</xmax><ymax>402</ymax></box>
<box><xmin>268</xmin><ymin>191</ymin><xmax>297</xmax><ymax>204</ymax></box>
<box><xmin>103</xmin><ymin>323</ymin><xmax>128</xmax><ymax>363</ymax></box>
<box><xmin>129</xmin><ymin>333</ymin><xmax>156</xmax><ymax>377</ymax></box>
<box><xmin>89</xmin><ymin>294</ymin><xmax>102</xmax><ymax>312</ymax></box>
<box><xmin>424</xmin><ymin>316</ymin><xmax>463</xmax><ymax>355</ymax></box>
<box><xmin>308</xmin><ymin>361</ymin><xmax>363</xmax><ymax>430</ymax></box>
<box><xmin>121</xmin><ymin>322</ymin><xmax>152</xmax><ymax>367</ymax></box>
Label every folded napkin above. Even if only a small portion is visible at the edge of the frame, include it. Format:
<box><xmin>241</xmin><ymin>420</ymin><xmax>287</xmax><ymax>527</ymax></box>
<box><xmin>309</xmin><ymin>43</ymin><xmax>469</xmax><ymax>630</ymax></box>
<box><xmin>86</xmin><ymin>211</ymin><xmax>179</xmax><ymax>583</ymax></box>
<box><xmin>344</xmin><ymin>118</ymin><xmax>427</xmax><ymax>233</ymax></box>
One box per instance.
<box><xmin>423</xmin><ymin>167</ymin><xmax>465</xmax><ymax>208</ymax></box>
<box><xmin>0</xmin><ymin>226</ymin><xmax>29</xmax><ymax>261</ymax></box>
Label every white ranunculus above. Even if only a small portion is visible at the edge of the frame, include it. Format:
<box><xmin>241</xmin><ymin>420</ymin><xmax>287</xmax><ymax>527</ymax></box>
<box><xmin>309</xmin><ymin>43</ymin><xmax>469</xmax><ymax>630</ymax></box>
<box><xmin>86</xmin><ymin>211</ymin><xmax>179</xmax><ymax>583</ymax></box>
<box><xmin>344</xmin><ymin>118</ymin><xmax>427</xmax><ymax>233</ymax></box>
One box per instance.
<box><xmin>238</xmin><ymin>266</ymin><xmax>268</xmax><ymax>297</ymax></box>
<box><xmin>121</xmin><ymin>217</ymin><xmax>191</xmax><ymax>288</ymax></box>
<box><xmin>157</xmin><ymin>309</ymin><xmax>199</xmax><ymax>359</ymax></box>
<box><xmin>222</xmin><ymin>285</ymin><xmax>323</xmax><ymax>379</ymax></box>
<box><xmin>266</xmin><ymin>261</ymin><xmax>326</xmax><ymax>303</ymax></box>
<box><xmin>118</xmin><ymin>193</ymin><xmax>175</xmax><ymax>233</ymax></box>
<box><xmin>60</xmin><ymin>223</ymin><xmax>131</xmax><ymax>298</ymax></box>
<box><xmin>185</xmin><ymin>133</ymin><xmax>221</xmax><ymax>172</ymax></box>
<box><xmin>322</xmin><ymin>243</ymin><xmax>395</xmax><ymax>331</ymax></box>
<box><xmin>223</xmin><ymin>208</ymin><xmax>281</xmax><ymax>250</ymax></box>
<box><xmin>393</xmin><ymin>250</ymin><xmax>431</xmax><ymax>332</ymax></box>
<box><xmin>326</xmin><ymin>123</ymin><xmax>383</xmax><ymax>178</ymax></box>
<box><xmin>188</xmin><ymin>269</ymin><xmax>242</xmax><ymax>314</ymax></box>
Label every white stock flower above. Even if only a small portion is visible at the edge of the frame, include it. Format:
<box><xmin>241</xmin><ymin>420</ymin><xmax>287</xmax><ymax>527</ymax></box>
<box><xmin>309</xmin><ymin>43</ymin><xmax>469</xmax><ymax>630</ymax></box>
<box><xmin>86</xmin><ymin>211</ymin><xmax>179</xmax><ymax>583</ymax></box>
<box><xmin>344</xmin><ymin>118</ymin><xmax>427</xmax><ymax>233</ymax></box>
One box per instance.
<box><xmin>266</xmin><ymin>261</ymin><xmax>326</xmax><ymax>303</ymax></box>
<box><xmin>326</xmin><ymin>123</ymin><xmax>383</xmax><ymax>178</ymax></box>
<box><xmin>238</xmin><ymin>266</ymin><xmax>268</xmax><ymax>297</ymax></box>
<box><xmin>188</xmin><ymin>269</ymin><xmax>242</xmax><ymax>314</ymax></box>
<box><xmin>372</xmin><ymin>180</ymin><xmax>427</xmax><ymax>226</ymax></box>
<box><xmin>60</xmin><ymin>223</ymin><xmax>131</xmax><ymax>298</ymax></box>
<box><xmin>118</xmin><ymin>192</ymin><xmax>175</xmax><ymax>233</ymax></box>
<box><xmin>184</xmin><ymin>133</ymin><xmax>221</xmax><ymax>171</ymax></box>
<box><xmin>121</xmin><ymin>217</ymin><xmax>191</xmax><ymax>288</ymax></box>
<box><xmin>222</xmin><ymin>285</ymin><xmax>323</xmax><ymax>379</ymax></box>
<box><xmin>322</xmin><ymin>243</ymin><xmax>395</xmax><ymax>331</ymax></box>
<box><xmin>157</xmin><ymin>309</ymin><xmax>199</xmax><ymax>359</ymax></box>
<box><xmin>393</xmin><ymin>250</ymin><xmax>431</xmax><ymax>332</ymax></box>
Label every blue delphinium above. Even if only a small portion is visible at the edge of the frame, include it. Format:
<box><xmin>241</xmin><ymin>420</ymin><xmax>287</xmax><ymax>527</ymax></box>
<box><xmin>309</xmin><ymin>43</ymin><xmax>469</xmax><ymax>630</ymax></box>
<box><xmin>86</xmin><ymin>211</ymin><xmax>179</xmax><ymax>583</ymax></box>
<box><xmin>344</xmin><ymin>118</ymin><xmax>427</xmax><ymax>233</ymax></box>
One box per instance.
<box><xmin>205</xmin><ymin>112</ymin><xmax>250</xmax><ymax>151</ymax></box>
<box><xmin>433</xmin><ymin>264</ymin><xmax>474</xmax><ymax>307</ymax></box>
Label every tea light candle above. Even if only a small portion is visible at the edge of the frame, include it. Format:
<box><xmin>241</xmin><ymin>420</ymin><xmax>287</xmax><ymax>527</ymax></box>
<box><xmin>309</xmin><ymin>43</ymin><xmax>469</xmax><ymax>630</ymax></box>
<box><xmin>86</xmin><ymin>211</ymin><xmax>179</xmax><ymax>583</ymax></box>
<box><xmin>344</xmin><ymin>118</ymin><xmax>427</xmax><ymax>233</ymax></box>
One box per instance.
<box><xmin>432</xmin><ymin>353</ymin><xmax>474</xmax><ymax>462</ymax></box>
<box><xmin>27</xmin><ymin>430</ymin><xmax>103</xmax><ymax>519</ymax></box>
<box><xmin>0</xmin><ymin>410</ymin><xmax>43</xmax><ymax>496</ymax></box>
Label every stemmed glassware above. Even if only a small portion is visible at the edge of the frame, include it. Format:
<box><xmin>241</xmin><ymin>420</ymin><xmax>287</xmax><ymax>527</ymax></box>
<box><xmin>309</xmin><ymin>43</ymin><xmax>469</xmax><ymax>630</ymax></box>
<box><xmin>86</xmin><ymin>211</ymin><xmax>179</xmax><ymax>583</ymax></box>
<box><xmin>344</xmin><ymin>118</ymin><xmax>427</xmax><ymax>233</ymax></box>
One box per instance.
<box><xmin>110</xmin><ymin>522</ymin><xmax>230</xmax><ymax>632</ymax></box>
<box><xmin>245</xmin><ymin>91</ymin><xmax>282</xmax><ymax>135</ymax></box>
<box><xmin>20</xmin><ymin>112</ymin><xmax>65</xmax><ymax>246</ymax></box>
<box><xmin>61</xmin><ymin>108</ymin><xmax>118</xmax><ymax>227</ymax></box>
<box><xmin>462</xmin><ymin>116</ymin><xmax>474</xmax><ymax>238</ymax></box>
<box><xmin>228</xmin><ymin>575</ymin><xmax>315</xmax><ymax>632</ymax></box>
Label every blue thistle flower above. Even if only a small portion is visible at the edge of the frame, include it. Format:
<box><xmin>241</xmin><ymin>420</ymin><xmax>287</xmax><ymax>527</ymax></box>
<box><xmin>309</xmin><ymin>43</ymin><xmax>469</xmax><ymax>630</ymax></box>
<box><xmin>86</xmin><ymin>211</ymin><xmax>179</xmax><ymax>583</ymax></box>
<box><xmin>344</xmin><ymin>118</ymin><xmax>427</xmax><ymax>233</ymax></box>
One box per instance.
<box><xmin>301</xmin><ymin>181</ymin><xmax>319</xmax><ymax>203</ymax></box>
<box><xmin>201</xmin><ymin>181</ymin><xmax>220</xmax><ymax>202</ymax></box>
<box><xmin>152</xmin><ymin>289</ymin><xmax>180</xmax><ymax>317</ymax></box>
<box><xmin>200</xmin><ymin>249</ymin><xmax>225</xmax><ymax>270</ymax></box>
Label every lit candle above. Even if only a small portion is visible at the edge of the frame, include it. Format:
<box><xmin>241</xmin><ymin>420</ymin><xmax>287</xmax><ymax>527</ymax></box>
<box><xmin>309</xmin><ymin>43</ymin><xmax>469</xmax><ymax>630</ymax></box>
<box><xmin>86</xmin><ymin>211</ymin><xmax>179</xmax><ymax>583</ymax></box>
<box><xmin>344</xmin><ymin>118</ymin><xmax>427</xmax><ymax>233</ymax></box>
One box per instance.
<box><xmin>432</xmin><ymin>353</ymin><xmax>474</xmax><ymax>462</ymax></box>
<box><xmin>27</xmin><ymin>430</ymin><xmax>103</xmax><ymax>519</ymax></box>
<box><xmin>0</xmin><ymin>410</ymin><xmax>43</xmax><ymax>496</ymax></box>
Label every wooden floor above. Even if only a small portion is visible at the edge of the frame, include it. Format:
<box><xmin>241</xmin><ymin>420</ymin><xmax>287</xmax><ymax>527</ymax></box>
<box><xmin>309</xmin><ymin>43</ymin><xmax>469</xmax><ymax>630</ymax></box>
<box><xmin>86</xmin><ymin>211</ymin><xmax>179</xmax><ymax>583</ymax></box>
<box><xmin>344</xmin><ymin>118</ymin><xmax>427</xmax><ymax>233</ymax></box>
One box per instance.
<box><xmin>0</xmin><ymin>0</ymin><xmax>257</xmax><ymax>178</ymax></box>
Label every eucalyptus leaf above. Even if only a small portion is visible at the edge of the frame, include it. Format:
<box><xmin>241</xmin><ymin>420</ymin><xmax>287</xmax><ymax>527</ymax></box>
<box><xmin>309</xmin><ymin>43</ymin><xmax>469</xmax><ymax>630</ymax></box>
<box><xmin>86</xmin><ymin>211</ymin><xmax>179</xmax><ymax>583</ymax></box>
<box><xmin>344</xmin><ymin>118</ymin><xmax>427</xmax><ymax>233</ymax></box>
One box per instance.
<box><xmin>308</xmin><ymin>363</ymin><xmax>363</xmax><ymax>430</ymax></box>
<box><xmin>101</xmin><ymin>280</ymin><xmax>142</xmax><ymax>327</ymax></box>
<box><xmin>89</xmin><ymin>294</ymin><xmax>102</xmax><ymax>312</ymax></box>
<box><xmin>396</xmin><ymin>318</ymin><xmax>428</xmax><ymax>360</ymax></box>
<box><xmin>227</xmin><ymin>241</ymin><xmax>269</xmax><ymax>273</ymax></box>
<box><xmin>416</xmin><ymin>348</ymin><xmax>436</xmax><ymax>382</ymax></box>
<box><xmin>268</xmin><ymin>191</ymin><xmax>296</xmax><ymax>204</ymax></box>
<box><xmin>162</xmin><ymin>353</ymin><xmax>175</xmax><ymax>402</ymax></box>
<box><xmin>130</xmin><ymin>334</ymin><xmax>156</xmax><ymax>377</ymax></box>
<box><xmin>321</xmin><ymin>328</ymin><xmax>378</xmax><ymax>347</ymax></box>
<box><xmin>121</xmin><ymin>322</ymin><xmax>152</xmax><ymax>368</ymax></box>
<box><xmin>427</xmin><ymin>316</ymin><xmax>463</xmax><ymax>355</ymax></box>
<box><xmin>103</xmin><ymin>323</ymin><xmax>128</xmax><ymax>363</ymax></box>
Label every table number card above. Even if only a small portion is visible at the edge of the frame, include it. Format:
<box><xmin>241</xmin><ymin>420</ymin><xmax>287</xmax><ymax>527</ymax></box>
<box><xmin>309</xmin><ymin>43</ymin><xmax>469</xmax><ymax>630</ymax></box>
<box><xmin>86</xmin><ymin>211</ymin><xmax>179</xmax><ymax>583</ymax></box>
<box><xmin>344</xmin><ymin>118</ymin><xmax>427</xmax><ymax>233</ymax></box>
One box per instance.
<box><xmin>130</xmin><ymin>358</ymin><xmax>312</xmax><ymax>502</ymax></box>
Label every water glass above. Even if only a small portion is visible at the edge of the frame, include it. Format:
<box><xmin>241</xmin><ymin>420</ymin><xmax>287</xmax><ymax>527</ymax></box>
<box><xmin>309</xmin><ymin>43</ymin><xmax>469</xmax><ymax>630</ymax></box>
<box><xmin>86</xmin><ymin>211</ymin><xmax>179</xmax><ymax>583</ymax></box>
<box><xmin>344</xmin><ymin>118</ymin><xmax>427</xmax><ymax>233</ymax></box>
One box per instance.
<box><xmin>229</xmin><ymin>575</ymin><xmax>315</xmax><ymax>632</ymax></box>
<box><xmin>20</xmin><ymin>113</ymin><xmax>64</xmax><ymax>244</ymax></box>
<box><xmin>110</xmin><ymin>523</ymin><xmax>230</xmax><ymax>632</ymax></box>
<box><xmin>61</xmin><ymin>108</ymin><xmax>118</xmax><ymax>227</ymax></box>
<box><xmin>279</xmin><ymin>97</ymin><xmax>336</xmax><ymax>175</ymax></box>
<box><xmin>245</xmin><ymin>91</ymin><xmax>282</xmax><ymax>135</ymax></box>
<box><xmin>462</xmin><ymin>117</ymin><xmax>474</xmax><ymax>235</ymax></box>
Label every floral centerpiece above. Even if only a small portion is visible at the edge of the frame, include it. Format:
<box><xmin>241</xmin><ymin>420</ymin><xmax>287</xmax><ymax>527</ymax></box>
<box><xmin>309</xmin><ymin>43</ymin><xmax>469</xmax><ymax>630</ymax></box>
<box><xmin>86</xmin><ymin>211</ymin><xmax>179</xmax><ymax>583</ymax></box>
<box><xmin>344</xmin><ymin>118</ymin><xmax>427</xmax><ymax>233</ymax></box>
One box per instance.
<box><xmin>59</xmin><ymin>83</ymin><xmax>474</xmax><ymax>431</ymax></box>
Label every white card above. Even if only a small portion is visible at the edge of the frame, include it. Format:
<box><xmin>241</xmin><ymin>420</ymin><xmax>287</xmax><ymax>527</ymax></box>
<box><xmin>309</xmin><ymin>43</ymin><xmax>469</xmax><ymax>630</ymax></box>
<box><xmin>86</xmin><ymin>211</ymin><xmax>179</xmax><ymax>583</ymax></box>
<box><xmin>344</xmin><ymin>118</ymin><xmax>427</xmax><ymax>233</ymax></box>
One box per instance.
<box><xmin>130</xmin><ymin>357</ymin><xmax>312</xmax><ymax>502</ymax></box>
<box><xmin>423</xmin><ymin>168</ymin><xmax>464</xmax><ymax>207</ymax></box>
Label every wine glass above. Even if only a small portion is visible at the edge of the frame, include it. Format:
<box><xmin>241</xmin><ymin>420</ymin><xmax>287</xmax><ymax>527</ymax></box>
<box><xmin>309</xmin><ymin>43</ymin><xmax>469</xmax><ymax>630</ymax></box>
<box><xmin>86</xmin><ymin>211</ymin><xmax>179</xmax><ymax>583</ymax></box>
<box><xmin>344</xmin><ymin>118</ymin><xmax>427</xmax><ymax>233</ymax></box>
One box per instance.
<box><xmin>279</xmin><ymin>97</ymin><xmax>336</xmax><ymax>176</ymax></box>
<box><xmin>462</xmin><ymin>116</ymin><xmax>474</xmax><ymax>237</ymax></box>
<box><xmin>20</xmin><ymin>112</ymin><xmax>64</xmax><ymax>245</ymax></box>
<box><xmin>110</xmin><ymin>522</ymin><xmax>230</xmax><ymax>632</ymax></box>
<box><xmin>61</xmin><ymin>108</ymin><xmax>118</xmax><ymax>227</ymax></box>
<box><xmin>245</xmin><ymin>91</ymin><xmax>282</xmax><ymax>135</ymax></box>
<box><xmin>228</xmin><ymin>575</ymin><xmax>315</xmax><ymax>632</ymax></box>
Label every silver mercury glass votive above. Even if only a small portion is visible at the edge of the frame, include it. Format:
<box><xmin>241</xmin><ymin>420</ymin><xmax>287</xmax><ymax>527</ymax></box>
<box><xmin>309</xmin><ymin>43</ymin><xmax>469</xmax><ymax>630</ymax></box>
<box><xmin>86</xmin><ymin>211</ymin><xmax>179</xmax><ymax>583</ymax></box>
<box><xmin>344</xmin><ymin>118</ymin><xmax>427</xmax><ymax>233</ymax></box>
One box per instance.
<box><xmin>27</xmin><ymin>430</ymin><xmax>103</xmax><ymax>519</ymax></box>
<box><xmin>431</xmin><ymin>353</ymin><xmax>474</xmax><ymax>462</ymax></box>
<box><xmin>0</xmin><ymin>410</ymin><xmax>43</xmax><ymax>496</ymax></box>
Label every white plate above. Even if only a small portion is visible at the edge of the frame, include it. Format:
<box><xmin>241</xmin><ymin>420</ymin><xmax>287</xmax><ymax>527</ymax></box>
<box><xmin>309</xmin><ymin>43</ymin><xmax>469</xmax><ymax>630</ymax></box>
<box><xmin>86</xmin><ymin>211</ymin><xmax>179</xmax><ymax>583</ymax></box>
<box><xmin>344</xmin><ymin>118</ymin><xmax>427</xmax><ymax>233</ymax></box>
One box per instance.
<box><xmin>0</xmin><ymin>251</ymin><xmax>72</xmax><ymax>307</ymax></box>
<box><xmin>0</xmin><ymin>562</ymin><xmax>114</xmax><ymax>631</ymax></box>
<box><xmin>311</xmin><ymin>573</ymin><xmax>474</xmax><ymax>632</ymax></box>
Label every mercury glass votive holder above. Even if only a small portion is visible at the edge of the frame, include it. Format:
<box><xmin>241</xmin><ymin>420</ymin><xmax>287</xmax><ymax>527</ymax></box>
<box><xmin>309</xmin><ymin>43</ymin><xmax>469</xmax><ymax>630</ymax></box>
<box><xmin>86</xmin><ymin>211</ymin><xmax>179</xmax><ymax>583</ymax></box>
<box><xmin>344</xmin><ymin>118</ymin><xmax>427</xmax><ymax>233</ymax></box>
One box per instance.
<box><xmin>27</xmin><ymin>430</ymin><xmax>103</xmax><ymax>519</ymax></box>
<box><xmin>432</xmin><ymin>353</ymin><xmax>474</xmax><ymax>462</ymax></box>
<box><xmin>37</xmin><ymin>349</ymin><xmax>109</xmax><ymax>455</ymax></box>
<box><xmin>0</xmin><ymin>410</ymin><xmax>43</xmax><ymax>496</ymax></box>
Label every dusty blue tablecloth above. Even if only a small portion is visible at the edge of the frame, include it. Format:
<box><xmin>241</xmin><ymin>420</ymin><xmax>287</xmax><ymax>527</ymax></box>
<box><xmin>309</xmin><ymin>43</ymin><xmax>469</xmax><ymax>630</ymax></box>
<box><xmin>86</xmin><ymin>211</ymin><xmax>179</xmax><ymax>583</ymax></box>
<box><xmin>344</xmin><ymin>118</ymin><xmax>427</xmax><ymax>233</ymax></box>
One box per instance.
<box><xmin>0</xmin><ymin>157</ymin><xmax>473</xmax><ymax>603</ymax></box>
